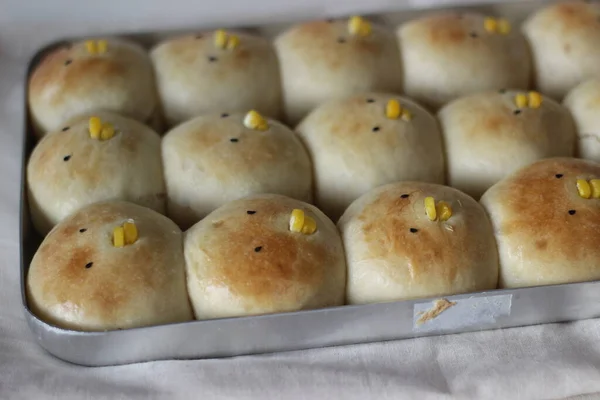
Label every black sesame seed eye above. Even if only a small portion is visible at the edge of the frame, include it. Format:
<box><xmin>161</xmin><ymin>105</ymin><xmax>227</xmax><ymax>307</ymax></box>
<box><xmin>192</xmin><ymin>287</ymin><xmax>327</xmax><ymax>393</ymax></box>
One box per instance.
<box><xmin>326</xmin><ymin>18</ymin><xmax>334</xmax><ymax>23</ymax></box>
<box><xmin>410</xmin><ymin>228</ymin><xmax>418</xmax><ymax>233</ymax></box>
<box><xmin>366</xmin><ymin>99</ymin><xmax>375</xmax><ymax>103</ymax></box>
<box><xmin>499</xmin><ymin>89</ymin><xmax>507</xmax><ymax>94</ymax></box>
<box><xmin>247</xmin><ymin>210</ymin><xmax>256</xmax><ymax>215</ymax></box>
<box><xmin>63</xmin><ymin>155</ymin><xmax>71</xmax><ymax>162</ymax></box>
<box><xmin>208</xmin><ymin>56</ymin><xmax>217</xmax><ymax>62</ymax></box>
<box><xmin>555</xmin><ymin>174</ymin><xmax>564</xmax><ymax>178</ymax></box>
<box><xmin>195</xmin><ymin>34</ymin><xmax>203</xmax><ymax>39</ymax></box>
<box><xmin>372</xmin><ymin>126</ymin><xmax>380</xmax><ymax>132</ymax></box>
<box><xmin>254</xmin><ymin>246</ymin><xmax>263</xmax><ymax>252</ymax></box>
<box><xmin>64</xmin><ymin>59</ymin><xmax>72</xmax><ymax>66</ymax></box>
<box><xmin>401</xmin><ymin>194</ymin><xmax>409</xmax><ymax>198</ymax></box>
<box><xmin>230</xmin><ymin>138</ymin><xmax>239</xmax><ymax>143</ymax></box>
<box><xmin>221</xmin><ymin>113</ymin><xmax>229</xmax><ymax>118</ymax></box>
<box><xmin>470</xmin><ymin>32</ymin><xmax>478</xmax><ymax>38</ymax></box>
<box><xmin>569</xmin><ymin>209</ymin><xmax>576</xmax><ymax>215</ymax></box>
<box><xmin>513</xmin><ymin>109</ymin><xmax>522</xmax><ymax>115</ymax></box>
<box><xmin>337</xmin><ymin>38</ymin><xmax>346</xmax><ymax>43</ymax></box>
<box><xmin>85</xmin><ymin>262</ymin><xmax>93</xmax><ymax>269</ymax></box>
<box><xmin>62</xmin><ymin>126</ymin><xmax>70</xmax><ymax>131</ymax></box>
<box><xmin>79</xmin><ymin>228</ymin><xmax>87</xmax><ymax>233</ymax></box>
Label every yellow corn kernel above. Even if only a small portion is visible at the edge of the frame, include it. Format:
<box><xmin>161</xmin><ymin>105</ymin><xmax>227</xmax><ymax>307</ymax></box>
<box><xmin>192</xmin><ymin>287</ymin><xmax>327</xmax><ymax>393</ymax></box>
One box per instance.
<box><xmin>123</xmin><ymin>221</ymin><xmax>138</xmax><ymax>245</ymax></box>
<box><xmin>436</xmin><ymin>201</ymin><xmax>453</xmax><ymax>222</ymax></box>
<box><xmin>289</xmin><ymin>209</ymin><xmax>305</xmax><ymax>233</ymax></box>
<box><xmin>528</xmin><ymin>91</ymin><xmax>543</xmax><ymax>109</ymax></box>
<box><xmin>498</xmin><ymin>19</ymin><xmax>511</xmax><ymax>34</ymax></box>
<box><xmin>97</xmin><ymin>40</ymin><xmax>108</xmax><ymax>54</ymax></box>
<box><xmin>89</xmin><ymin>116</ymin><xmax>102</xmax><ymax>139</ymax></box>
<box><xmin>386</xmin><ymin>99</ymin><xmax>401</xmax><ymax>119</ymax></box>
<box><xmin>226</xmin><ymin>35</ymin><xmax>240</xmax><ymax>49</ymax></box>
<box><xmin>244</xmin><ymin>110</ymin><xmax>269</xmax><ymax>131</ymax></box>
<box><xmin>401</xmin><ymin>109</ymin><xmax>413</xmax><ymax>122</ymax></box>
<box><xmin>214</xmin><ymin>29</ymin><xmax>228</xmax><ymax>49</ymax></box>
<box><xmin>100</xmin><ymin>123</ymin><xmax>115</xmax><ymax>141</ymax></box>
<box><xmin>301</xmin><ymin>216</ymin><xmax>317</xmax><ymax>234</ymax></box>
<box><xmin>348</xmin><ymin>16</ymin><xmax>371</xmax><ymax>37</ymax></box>
<box><xmin>484</xmin><ymin>17</ymin><xmax>497</xmax><ymax>33</ymax></box>
<box><xmin>85</xmin><ymin>40</ymin><xmax>97</xmax><ymax>54</ymax></box>
<box><xmin>113</xmin><ymin>226</ymin><xmax>125</xmax><ymax>248</ymax></box>
<box><xmin>590</xmin><ymin>179</ymin><xmax>600</xmax><ymax>199</ymax></box>
<box><xmin>515</xmin><ymin>94</ymin><xmax>528</xmax><ymax>108</ymax></box>
<box><xmin>424</xmin><ymin>197</ymin><xmax>437</xmax><ymax>221</ymax></box>
<box><xmin>577</xmin><ymin>179</ymin><xmax>592</xmax><ymax>199</ymax></box>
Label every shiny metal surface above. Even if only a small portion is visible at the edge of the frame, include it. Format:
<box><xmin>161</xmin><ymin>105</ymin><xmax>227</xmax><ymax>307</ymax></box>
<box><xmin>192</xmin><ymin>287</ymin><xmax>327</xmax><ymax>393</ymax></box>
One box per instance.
<box><xmin>20</xmin><ymin>0</ymin><xmax>598</xmax><ymax>367</ymax></box>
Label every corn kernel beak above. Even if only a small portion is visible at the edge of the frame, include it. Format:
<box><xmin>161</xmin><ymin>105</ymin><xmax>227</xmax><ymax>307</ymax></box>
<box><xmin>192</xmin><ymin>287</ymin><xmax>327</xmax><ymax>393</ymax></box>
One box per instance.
<box><xmin>436</xmin><ymin>201</ymin><xmax>453</xmax><ymax>222</ymax></box>
<box><xmin>301</xmin><ymin>216</ymin><xmax>317</xmax><ymax>234</ymax></box>
<box><xmin>498</xmin><ymin>19</ymin><xmax>511</xmax><ymax>34</ymax></box>
<box><xmin>528</xmin><ymin>91</ymin><xmax>543</xmax><ymax>109</ymax></box>
<box><xmin>424</xmin><ymin>197</ymin><xmax>437</xmax><ymax>221</ymax></box>
<box><xmin>85</xmin><ymin>40</ymin><xmax>97</xmax><ymax>54</ymax></box>
<box><xmin>401</xmin><ymin>109</ymin><xmax>413</xmax><ymax>122</ymax></box>
<box><xmin>226</xmin><ymin>35</ymin><xmax>240</xmax><ymax>49</ymax></box>
<box><xmin>243</xmin><ymin>110</ymin><xmax>269</xmax><ymax>131</ymax></box>
<box><xmin>214</xmin><ymin>29</ymin><xmax>228</xmax><ymax>49</ymax></box>
<box><xmin>484</xmin><ymin>17</ymin><xmax>498</xmax><ymax>33</ymax></box>
<box><xmin>100</xmin><ymin>123</ymin><xmax>115</xmax><ymax>140</ymax></box>
<box><xmin>123</xmin><ymin>221</ymin><xmax>138</xmax><ymax>245</ymax></box>
<box><xmin>113</xmin><ymin>226</ymin><xmax>125</xmax><ymax>248</ymax></box>
<box><xmin>289</xmin><ymin>209</ymin><xmax>305</xmax><ymax>233</ymax></box>
<box><xmin>348</xmin><ymin>16</ymin><xmax>371</xmax><ymax>37</ymax></box>
<box><xmin>89</xmin><ymin>116</ymin><xmax>102</xmax><ymax>139</ymax></box>
<box><xmin>577</xmin><ymin>179</ymin><xmax>592</xmax><ymax>199</ymax></box>
<box><xmin>97</xmin><ymin>40</ymin><xmax>108</xmax><ymax>54</ymax></box>
<box><xmin>386</xmin><ymin>99</ymin><xmax>402</xmax><ymax>120</ymax></box>
<box><xmin>515</xmin><ymin>94</ymin><xmax>528</xmax><ymax>108</ymax></box>
<box><xmin>590</xmin><ymin>179</ymin><xmax>600</xmax><ymax>199</ymax></box>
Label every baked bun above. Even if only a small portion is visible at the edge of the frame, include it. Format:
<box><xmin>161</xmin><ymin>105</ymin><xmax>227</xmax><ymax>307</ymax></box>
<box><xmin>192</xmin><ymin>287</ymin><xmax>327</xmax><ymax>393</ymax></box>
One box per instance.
<box><xmin>563</xmin><ymin>79</ymin><xmax>600</xmax><ymax>161</ymax></box>
<box><xmin>338</xmin><ymin>182</ymin><xmax>498</xmax><ymax>304</ymax></box>
<box><xmin>481</xmin><ymin>157</ymin><xmax>600</xmax><ymax>288</ymax></box>
<box><xmin>28</xmin><ymin>38</ymin><xmax>158</xmax><ymax>136</ymax></box>
<box><xmin>275</xmin><ymin>16</ymin><xmax>403</xmax><ymax>125</ymax></box>
<box><xmin>27</xmin><ymin>201</ymin><xmax>193</xmax><ymax>331</ymax></box>
<box><xmin>523</xmin><ymin>1</ymin><xmax>600</xmax><ymax>100</ymax></box>
<box><xmin>184</xmin><ymin>194</ymin><xmax>346</xmax><ymax>319</ymax></box>
<box><xmin>27</xmin><ymin>111</ymin><xmax>165</xmax><ymax>236</ymax></box>
<box><xmin>151</xmin><ymin>30</ymin><xmax>282</xmax><ymax>127</ymax></box>
<box><xmin>162</xmin><ymin>111</ymin><xmax>312</xmax><ymax>229</ymax></box>
<box><xmin>439</xmin><ymin>90</ymin><xmax>576</xmax><ymax>199</ymax></box>
<box><xmin>397</xmin><ymin>12</ymin><xmax>531</xmax><ymax>110</ymax></box>
<box><xmin>296</xmin><ymin>93</ymin><xmax>444</xmax><ymax>221</ymax></box>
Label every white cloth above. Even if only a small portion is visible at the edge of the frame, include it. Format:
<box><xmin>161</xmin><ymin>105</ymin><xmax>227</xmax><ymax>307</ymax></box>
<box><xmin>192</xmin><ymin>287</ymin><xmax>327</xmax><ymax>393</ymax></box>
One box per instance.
<box><xmin>2</xmin><ymin>0</ymin><xmax>600</xmax><ymax>399</ymax></box>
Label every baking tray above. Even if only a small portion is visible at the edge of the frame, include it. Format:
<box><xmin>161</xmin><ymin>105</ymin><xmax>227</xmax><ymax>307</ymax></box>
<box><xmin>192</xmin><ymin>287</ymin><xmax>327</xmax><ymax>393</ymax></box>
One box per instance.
<box><xmin>20</xmin><ymin>0</ymin><xmax>600</xmax><ymax>367</ymax></box>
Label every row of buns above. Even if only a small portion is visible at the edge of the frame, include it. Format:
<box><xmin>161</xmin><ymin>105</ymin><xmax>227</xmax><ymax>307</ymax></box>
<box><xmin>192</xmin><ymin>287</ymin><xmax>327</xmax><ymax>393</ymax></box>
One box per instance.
<box><xmin>28</xmin><ymin>1</ymin><xmax>600</xmax><ymax>135</ymax></box>
<box><xmin>27</xmin><ymin>156</ymin><xmax>600</xmax><ymax>332</ymax></box>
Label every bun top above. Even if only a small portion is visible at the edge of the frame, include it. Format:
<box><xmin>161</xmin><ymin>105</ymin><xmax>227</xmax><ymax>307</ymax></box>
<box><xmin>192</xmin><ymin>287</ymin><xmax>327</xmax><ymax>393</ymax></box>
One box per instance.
<box><xmin>480</xmin><ymin>157</ymin><xmax>600</xmax><ymax>288</ymax></box>
<box><xmin>563</xmin><ymin>79</ymin><xmax>600</xmax><ymax>161</ymax></box>
<box><xmin>28</xmin><ymin>38</ymin><xmax>157</xmax><ymax>136</ymax></box>
<box><xmin>26</xmin><ymin>201</ymin><xmax>193</xmax><ymax>331</ymax></box>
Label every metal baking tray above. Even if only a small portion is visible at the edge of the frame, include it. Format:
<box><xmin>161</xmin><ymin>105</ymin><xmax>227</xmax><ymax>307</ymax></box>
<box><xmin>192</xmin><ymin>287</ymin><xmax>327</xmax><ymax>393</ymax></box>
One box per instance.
<box><xmin>20</xmin><ymin>0</ymin><xmax>600</xmax><ymax>367</ymax></box>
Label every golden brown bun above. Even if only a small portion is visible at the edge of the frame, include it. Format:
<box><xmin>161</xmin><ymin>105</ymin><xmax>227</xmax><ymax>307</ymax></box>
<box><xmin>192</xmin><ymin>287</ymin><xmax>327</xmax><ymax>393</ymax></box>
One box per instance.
<box><xmin>398</xmin><ymin>12</ymin><xmax>531</xmax><ymax>110</ymax></box>
<box><xmin>27</xmin><ymin>111</ymin><xmax>166</xmax><ymax>236</ymax></box>
<box><xmin>338</xmin><ymin>182</ymin><xmax>498</xmax><ymax>304</ymax></box>
<box><xmin>480</xmin><ymin>157</ymin><xmax>600</xmax><ymax>288</ymax></box>
<box><xmin>151</xmin><ymin>31</ymin><xmax>282</xmax><ymax>127</ymax></box>
<box><xmin>275</xmin><ymin>18</ymin><xmax>403</xmax><ymax>125</ymax></box>
<box><xmin>162</xmin><ymin>112</ymin><xmax>312</xmax><ymax>229</ymax></box>
<box><xmin>523</xmin><ymin>1</ymin><xmax>600</xmax><ymax>100</ymax></box>
<box><xmin>439</xmin><ymin>90</ymin><xmax>576</xmax><ymax>199</ymax></box>
<box><xmin>184</xmin><ymin>194</ymin><xmax>346</xmax><ymax>319</ymax></box>
<box><xmin>28</xmin><ymin>38</ymin><xmax>157</xmax><ymax>136</ymax></box>
<box><xmin>563</xmin><ymin>79</ymin><xmax>600</xmax><ymax>161</ymax></box>
<box><xmin>296</xmin><ymin>93</ymin><xmax>445</xmax><ymax>221</ymax></box>
<box><xmin>27</xmin><ymin>201</ymin><xmax>193</xmax><ymax>331</ymax></box>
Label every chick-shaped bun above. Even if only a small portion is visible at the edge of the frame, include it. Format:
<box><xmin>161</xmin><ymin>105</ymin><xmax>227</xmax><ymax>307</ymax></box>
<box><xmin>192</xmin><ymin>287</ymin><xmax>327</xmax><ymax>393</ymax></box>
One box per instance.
<box><xmin>398</xmin><ymin>12</ymin><xmax>530</xmax><ymax>110</ymax></box>
<box><xmin>296</xmin><ymin>93</ymin><xmax>444</xmax><ymax>221</ymax></box>
<box><xmin>184</xmin><ymin>194</ymin><xmax>346</xmax><ymax>319</ymax></box>
<box><xmin>338</xmin><ymin>182</ymin><xmax>498</xmax><ymax>305</ymax></box>
<box><xmin>564</xmin><ymin>79</ymin><xmax>600</xmax><ymax>161</ymax></box>
<box><xmin>28</xmin><ymin>38</ymin><xmax>158</xmax><ymax>136</ymax></box>
<box><xmin>151</xmin><ymin>30</ymin><xmax>282</xmax><ymax>127</ymax></box>
<box><xmin>523</xmin><ymin>1</ymin><xmax>600</xmax><ymax>100</ymax></box>
<box><xmin>481</xmin><ymin>157</ymin><xmax>600</xmax><ymax>288</ymax></box>
<box><xmin>162</xmin><ymin>111</ymin><xmax>312</xmax><ymax>229</ymax></box>
<box><xmin>275</xmin><ymin>16</ymin><xmax>403</xmax><ymax>125</ymax></box>
<box><xmin>439</xmin><ymin>90</ymin><xmax>576</xmax><ymax>199</ymax></box>
<box><xmin>27</xmin><ymin>201</ymin><xmax>193</xmax><ymax>331</ymax></box>
<box><xmin>27</xmin><ymin>111</ymin><xmax>166</xmax><ymax>236</ymax></box>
